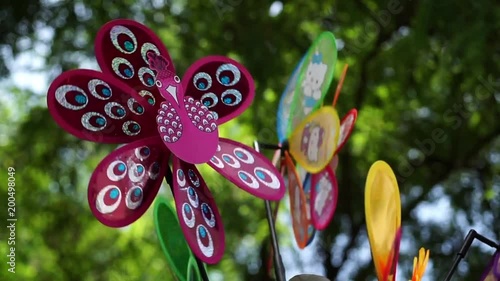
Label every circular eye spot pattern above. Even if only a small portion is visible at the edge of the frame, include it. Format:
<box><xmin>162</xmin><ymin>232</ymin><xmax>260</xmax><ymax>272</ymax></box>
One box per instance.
<box><xmin>122</xmin><ymin>121</ymin><xmax>141</xmax><ymax>136</ymax></box>
<box><xmin>221</xmin><ymin>89</ymin><xmax>242</xmax><ymax>106</ymax></box>
<box><xmin>210</xmin><ymin>156</ymin><xmax>224</xmax><ymax>169</ymax></box>
<box><xmin>254</xmin><ymin>167</ymin><xmax>280</xmax><ymax>190</ymax></box>
<box><xmin>55</xmin><ymin>85</ymin><xmax>88</xmax><ymax>110</ymax></box>
<box><xmin>139</xmin><ymin>90</ymin><xmax>156</xmax><ymax>106</ymax></box>
<box><xmin>182</xmin><ymin>203</ymin><xmax>195</xmax><ymax>228</ymax></box>
<box><xmin>88</xmin><ymin>79</ymin><xmax>113</xmax><ymax>100</ymax></box>
<box><xmin>222</xmin><ymin>154</ymin><xmax>241</xmax><ymax>168</ymax></box>
<box><xmin>196</xmin><ymin>225</ymin><xmax>214</xmax><ymax>257</ymax></box>
<box><xmin>148</xmin><ymin>162</ymin><xmax>160</xmax><ymax>180</ymax></box>
<box><xmin>201</xmin><ymin>203</ymin><xmax>216</xmax><ymax>228</ymax></box>
<box><xmin>81</xmin><ymin>112</ymin><xmax>107</xmax><ymax>132</ymax></box>
<box><xmin>141</xmin><ymin>42</ymin><xmax>160</xmax><ymax>64</ymax></box>
<box><xmin>188</xmin><ymin>169</ymin><xmax>200</xmax><ymax>187</ymax></box>
<box><xmin>233</xmin><ymin>147</ymin><xmax>255</xmax><ymax>164</ymax></box>
<box><xmin>155</xmin><ymin>80</ymin><xmax>163</xmax><ymax>88</ymax></box>
<box><xmin>138</xmin><ymin>67</ymin><xmax>156</xmax><ymax>87</ymax></box>
<box><xmin>104</xmin><ymin>102</ymin><xmax>126</xmax><ymax>119</ymax></box>
<box><xmin>128</xmin><ymin>162</ymin><xmax>146</xmax><ymax>182</ymax></box>
<box><xmin>110</xmin><ymin>25</ymin><xmax>137</xmax><ymax>54</ymax></box>
<box><xmin>135</xmin><ymin>146</ymin><xmax>150</xmax><ymax>160</ymax></box>
<box><xmin>127</xmin><ymin>98</ymin><xmax>145</xmax><ymax>115</ymax></box>
<box><xmin>106</xmin><ymin>160</ymin><xmax>127</xmax><ymax>181</ymax></box>
<box><xmin>125</xmin><ymin>186</ymin><xmax>143</xmax><ymax>209</ymax></box>
<box><xmin>96</xmin><ymin>185</ymin><xmax>122</xmax><ymax>214</ymax></box>
<box><xmin>200</xmin><ymin>92</ymin><xmax>218</xmax><ymax>108</ymax></box>
<box><xmin>174</xmin><ymin>76</ymin><xmax>181</xmax><ymax>83</ymax></box>
<box><xmin>238</xmin><ymin>170</ymin><xmax>259</xmax><ymax>189</ymax></box>
<box><xmin>112</xmin><ymin>57</ymin><xmax>135</xmax><ymax>79</ymax></box>
<box><xmin>177</xmin><ymin>169</ymin><xmax>186</xmax><ymax>187</ymax></box>
<box><xmin>187</xmin><ymin>186</ymin><xmax>199</xmax><ymax>208</ymax></box>
<box><xmin>193</xmin><ymin>72</ymin><xmax>212</xmax><ymax>91</ymax></box>
<box><xmin>216</xmin><ymin>63</ymin><xmax>241</xmax><ymax>86</ymax></box>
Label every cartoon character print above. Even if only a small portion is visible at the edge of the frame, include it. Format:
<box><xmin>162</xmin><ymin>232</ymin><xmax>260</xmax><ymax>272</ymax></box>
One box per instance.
<box><xmin>314</xmin><ymin>174</ymin><xmax>332</xmax><ymax>215</ymax></box>
<box><xmin>301</xmin><ymin>51</ymin><xmax>328</xmax><ymax>115</ymax></box>
<box><xmin>300</xmin><ymin>122</ymin><xmax>324</xmax><ymax>163</ymax></box>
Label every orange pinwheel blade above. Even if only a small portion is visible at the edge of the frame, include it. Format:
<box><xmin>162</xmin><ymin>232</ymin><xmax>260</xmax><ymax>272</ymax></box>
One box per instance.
<box><xmin>285</xmin><ymin>151</ymin><xmax>309</xmax><ymax>249</ymax></box>
<box><xmin>365</xmin><ymin>160</ymin><xmax>402</xmax><ymax>281</ymax></box>
<box><xmin>332</xmin><ymin>64</ymin><xmax>349</xmax><ymax>107</ymax></box>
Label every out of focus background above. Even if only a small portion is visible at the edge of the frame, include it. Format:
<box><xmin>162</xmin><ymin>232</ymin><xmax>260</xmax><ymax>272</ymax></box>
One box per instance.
<box><xmin>0</xmin><ymin>0</ymin><xmax>499</xmax><ymax>280</ymax></box>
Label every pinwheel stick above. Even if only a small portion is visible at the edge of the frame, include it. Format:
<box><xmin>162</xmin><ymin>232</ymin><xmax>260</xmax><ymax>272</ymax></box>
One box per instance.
<box><xmin>164</xmin><ymin>168</ymin><xmax>211</xmax><ymax>281</ymax></box>
<box><xmin>332</xmin><ymin>64</ymin><xmax>348</xmax><ymax>107</ymax></box>
<box><xmin>443</xmin><ymin>229</ymin><xmax>500</xmax><ymax>281</ymax></box>
<box><xmin>254</xmin><ymin>141</ymin><xmax>286</xmax><ymax>281</ymax></box>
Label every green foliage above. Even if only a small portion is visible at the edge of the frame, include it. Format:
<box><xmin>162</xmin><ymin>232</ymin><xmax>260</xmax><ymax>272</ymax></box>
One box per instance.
<box><xmin>0</xmin><ymin>0</ymin><xmax>499</xmax><ymax>280</ymax></box>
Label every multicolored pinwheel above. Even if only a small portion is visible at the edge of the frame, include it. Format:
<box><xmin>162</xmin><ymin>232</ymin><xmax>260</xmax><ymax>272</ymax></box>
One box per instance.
<box><xmin>272</xmin><ymin>31</ymin><xmax>357</xmax><ymax>248</ymax></box>
<box><xmin>480</xmin><ymin>251</ymin><xmax>500</xmax><ymax>281</ymax></box>
<box><xmin>365</xmin><ymin>160</ymin><xmax>430</xmax><ymax>281</ymax></box>
<box><xmin>46</xmin><ymin>19</ymin><xmax>286</xmax><ymax>264</ymax></box>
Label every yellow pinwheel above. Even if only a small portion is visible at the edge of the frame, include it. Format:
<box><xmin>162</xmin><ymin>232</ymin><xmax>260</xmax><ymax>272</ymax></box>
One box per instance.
<box><xmin>365</xmin><ymin>160</ymin><xmax>430</xmax><ymax>281</ymax></box>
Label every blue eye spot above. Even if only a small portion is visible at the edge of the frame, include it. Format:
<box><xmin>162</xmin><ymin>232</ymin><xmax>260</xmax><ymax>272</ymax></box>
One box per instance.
<box><xmin>75</xmin><ymin>94</ymin><xmax>86</xmax><ymax>104</ymax></box>
<box><xmin>110</xmin><ymin>188</ymin><xmax>119</xmax><ymax>199</ymax></box>
<box><xmin>198</xmin><ymin>82</ymin><xmax>206</xmax><ymax>89</ymax></box>
<box><xmin>203</xmin><ymin>205</ymin><xmax>208</xmax><ymax>213</ymax></box>
<box><xmin>137</xmin><ymin>106</ymin><xmax>144</xmax><ymax>113</ymax></box>
<box><xmin>133</xmin><ymin>124</ymin><xmax>139</xmax><ymax>131</ymax></box>
<box><xmin>102</xmin><ymin>88</ymin><xmax>111</xmax><ymax>97</ymax></box>
<box><xmin>124</xmin><ymin>41</ymin><xmax>134</xmax><ymax>51</ymax></box>
<box><xmin>235</xmin><ymin>151</ymin><xmax>244</xmax><ymax>158</ymax></box>
<box><xmin>117</xmin><ymin>108</ymin><xmax>125</xmax><ymax>116</ymax></box>
<box><xmin>137</xmin><ymin>165</ymin><xmax>144</xmax><ymax>173</ymax></box>
<box><xmin>117</xmin><ymin>163</ymin><xmax>126</xmax><ymax>172</ymax></box>
<box><xmin>256</xmin><ymin>171</ymin><xmax>265</xmax><ymax>180</ymax></box>
<box><xmin>199</xmin><ymin>226</ymin><xmax>207</xmax><ymax>238</ymax></box>
<box><xmin>189</xmin><ymin>188</ymin><xmax>194</xmax><ymax>196</ymax></box>
<box><xmin>124</xmin><ymin>69</ymin><xmax>133</xmax><ymax>77</ymax></box>
<box><xmin>224</xmin><ymin>97</ymin><xmax>232</xmax><ymax>104</ymax></box>
<box><xmin>96</xmin><ymin>117</ymin><xmax>105</xmax><ymax>126</ymax></box>
<box><xmin>148</xmin><ymin>98</ymin><xmax>154</xmax><ymax>105</ymax></box>
<box><xmin>223</xmin><ymin>155</ymin><xmax>231</xmax><ymax>162</ymax></box>
<box><xmin>147</xmin><ymin>77</ymin><xmax>154</xmax><ymax>86</ymax></box>
<box><xmin>239</xmin><ymin>172</ymin><xmax>247</xmax><ymax>181</ymax></box>
<box><xmin>142</xmin><ymin>148</ymin><xmax>150</xmax><ymax>155</ymax></box>
<box><xmin>221</xmin><ymin>76</ymin><xmax>230</xmax><ymax>85</ymax></box>
<box><xmin>133</xmin><ymin>188</ymin><xmax>142</xmax><ymax>197</ymax></box>
<box><xmin>203</xmin><ymin>101</ymin><xmax>211</xmax><ymax>106</ymax></box>
<box><xmin>184</xmin><ymin>205</ymin><xmax>190</xmax><ymax>213</ymax></box>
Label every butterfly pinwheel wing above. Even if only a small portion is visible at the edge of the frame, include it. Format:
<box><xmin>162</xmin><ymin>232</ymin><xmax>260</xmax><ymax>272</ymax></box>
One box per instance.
<box><xmin>207</xmin><ymin>138</ymin><xmax>285</xmax><ymax>201</ymax></box>
<box><xmin>182</xmin><ymin>56</ymin><xmax>255</xmax><ymax>125</ymax></box>
<box><xmin>47</xmin><ymin>69</ymin><xmax>157</xmax><ymax>143</ymax></box>
<box><xmin>335</xmin><ymin>108</ymin><xmax>357</xmax><ymax>155</ymax></box>
<box><xmin>289</xmin><ymin>32</ymin><xmax>337</xmax><ymax>131</ymax></box>
<box><xmin>171</xmin><ymin>158</ymin><xmax>225</xmax><ymax>264</ymax></box>
<box><xmin>364</xmin><ymin>161</ymin><xmax>402</xmax><ymax>281</ymax></box>
<box><xmin>94</xmin><ymin>19</ymin><xmax>175</xmax><ymax>111</ymax></box>
<box><xmin>87</xmin><ymin>137</ymin><xmax>169</xmax><ymax>227</ymax></box>
<box><xmin>276</xmin><ymin>56</ymin><xmax>306</xmax><ymax>142</ymax></box>
<box><xmin>310</xmin><ymin>165</ymin><xmax>338</xmax><ymax>230</ymax></box>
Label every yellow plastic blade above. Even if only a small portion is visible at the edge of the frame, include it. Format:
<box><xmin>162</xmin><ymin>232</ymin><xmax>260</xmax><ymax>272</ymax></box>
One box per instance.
<box><xmin>289</xmin><ymin>106</ymin><xmax>340</xmax><ymax>174</ymax></box>
<box><xmin>365</xmin><ymin>160</ymin><xmax>402</xmax><ymax>281</ymax></box>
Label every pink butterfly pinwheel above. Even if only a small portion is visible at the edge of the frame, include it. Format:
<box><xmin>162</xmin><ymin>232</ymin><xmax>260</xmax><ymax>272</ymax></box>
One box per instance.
<box><xmin>46</xmin><ymin>19</ymin><xmax>285</xmax><ymax>264</ymax></box>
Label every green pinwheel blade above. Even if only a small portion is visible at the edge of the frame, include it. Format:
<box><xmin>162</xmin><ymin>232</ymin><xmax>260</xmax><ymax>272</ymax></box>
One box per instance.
<box><xmin>186</xmin><ymin>256</ymin><xmax>203</xmax><ymax>281</ymax></box>
<box><xmin>288</xmin><ymin>31</ymin><xmax>338</xmax><ymax>138</ymax></box>
<box><xmin>154</xmin><ymin>196</ymin><xmax>192</xmax><ymax>281</ymax></box>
